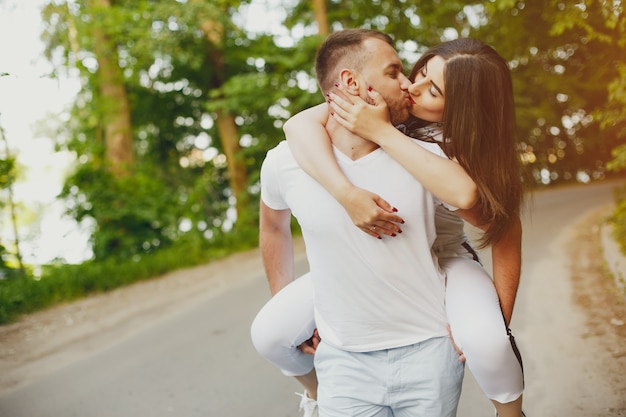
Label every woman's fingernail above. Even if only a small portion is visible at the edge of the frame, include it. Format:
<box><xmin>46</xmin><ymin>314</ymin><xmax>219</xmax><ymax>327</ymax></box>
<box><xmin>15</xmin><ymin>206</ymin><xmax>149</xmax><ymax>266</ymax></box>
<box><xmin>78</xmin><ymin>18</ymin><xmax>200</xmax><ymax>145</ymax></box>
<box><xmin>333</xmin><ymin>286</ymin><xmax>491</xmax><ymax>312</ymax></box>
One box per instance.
<box><xmin>367</xmin><ymin>86</ymin><xmax>373</xmax><ymax>92</ymax></box>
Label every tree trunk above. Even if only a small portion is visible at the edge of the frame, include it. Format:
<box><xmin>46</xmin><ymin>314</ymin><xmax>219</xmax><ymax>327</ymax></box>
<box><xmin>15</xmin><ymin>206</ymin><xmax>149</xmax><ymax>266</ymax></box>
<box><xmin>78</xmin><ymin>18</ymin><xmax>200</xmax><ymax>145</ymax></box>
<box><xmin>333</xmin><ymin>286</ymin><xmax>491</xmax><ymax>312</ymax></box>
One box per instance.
<box><xmin>199</xmin><ymin>13</ymin><xmax>250</xmax><ymax>225</ymax></box>
<box><xmin>216</xmin><ymin>110</ymin><xmax>249</xmax><ymax>217</ymax></box>
<box><xmin>89</xmin><ymin>0</ymin><xmax>134</xmax><ymax>177</ymax></box>
<box><xmin>312</xmin><ymin>0</ymin><xmax>330</xmax><ymax>35</ymax></box>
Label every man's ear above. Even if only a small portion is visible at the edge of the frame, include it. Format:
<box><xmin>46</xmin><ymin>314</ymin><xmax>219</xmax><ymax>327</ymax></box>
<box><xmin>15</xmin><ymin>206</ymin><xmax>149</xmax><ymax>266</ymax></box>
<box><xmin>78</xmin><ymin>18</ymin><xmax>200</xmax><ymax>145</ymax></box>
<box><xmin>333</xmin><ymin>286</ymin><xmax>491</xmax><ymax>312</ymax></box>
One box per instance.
<box><xmin>337</xmin><ymin>69</ymin><xmax>361</xmax><ymax>95</ymax></box>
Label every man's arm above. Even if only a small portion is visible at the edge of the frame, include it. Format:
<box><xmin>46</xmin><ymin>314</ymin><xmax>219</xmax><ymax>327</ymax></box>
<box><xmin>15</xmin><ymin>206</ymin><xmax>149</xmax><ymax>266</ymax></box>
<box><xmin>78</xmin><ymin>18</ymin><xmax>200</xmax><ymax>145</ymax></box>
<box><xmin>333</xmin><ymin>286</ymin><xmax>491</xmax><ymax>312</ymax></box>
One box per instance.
<box><xmin>259</xmin><ymin>199</ymin><xmax>295</xmax><ymax>296</ymax></box>
<box><xmin>260</xmin><ymin>199</ymin><xmax>320</xmax><ymax>355</ymax></box>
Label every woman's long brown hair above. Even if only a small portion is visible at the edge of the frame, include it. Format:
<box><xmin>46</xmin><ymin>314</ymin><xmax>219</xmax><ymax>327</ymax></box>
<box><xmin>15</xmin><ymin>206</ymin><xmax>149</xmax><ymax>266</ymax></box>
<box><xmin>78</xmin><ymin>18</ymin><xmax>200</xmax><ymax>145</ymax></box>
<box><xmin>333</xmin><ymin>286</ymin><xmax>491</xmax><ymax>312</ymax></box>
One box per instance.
<box><xmin>409</xmin><ymin>38</ymin><xmax>525</xmax><ymax>247</ymax></box>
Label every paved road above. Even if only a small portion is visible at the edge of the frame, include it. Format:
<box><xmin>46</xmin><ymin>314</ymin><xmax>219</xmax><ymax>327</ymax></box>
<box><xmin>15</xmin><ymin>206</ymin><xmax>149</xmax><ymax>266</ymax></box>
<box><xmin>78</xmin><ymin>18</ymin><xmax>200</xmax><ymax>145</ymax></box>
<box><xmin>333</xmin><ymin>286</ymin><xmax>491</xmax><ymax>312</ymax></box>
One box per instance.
<box><xmin>0</xmin><ymin>180</ymin><xmax>625</xmax><ymax>417</ymax></box>
<box><xmin>459</xmin><ymin>179</ymin><xmax>626</xmax><ymax>416</ymax></box>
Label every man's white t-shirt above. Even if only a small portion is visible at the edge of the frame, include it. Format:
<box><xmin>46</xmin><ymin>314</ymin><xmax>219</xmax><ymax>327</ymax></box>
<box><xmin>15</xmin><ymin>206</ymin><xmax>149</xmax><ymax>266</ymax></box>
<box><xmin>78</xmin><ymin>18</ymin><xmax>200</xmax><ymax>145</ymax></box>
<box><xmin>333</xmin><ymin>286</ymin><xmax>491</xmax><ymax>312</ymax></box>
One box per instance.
<box><xmin>261</xmin><ymin>140</ymin><xmax>449</xmax><ymax>352</ymax></box>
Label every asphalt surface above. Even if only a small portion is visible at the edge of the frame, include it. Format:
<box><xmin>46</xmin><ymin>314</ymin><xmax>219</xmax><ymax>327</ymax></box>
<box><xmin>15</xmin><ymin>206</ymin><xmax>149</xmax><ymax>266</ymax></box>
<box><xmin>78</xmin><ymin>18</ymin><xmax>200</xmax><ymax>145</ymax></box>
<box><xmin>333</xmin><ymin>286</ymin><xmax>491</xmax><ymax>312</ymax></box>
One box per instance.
<box><xmin>0</xmin><ymin>179</ymin><xmax>625</xmax><ymax>417</ymax></box>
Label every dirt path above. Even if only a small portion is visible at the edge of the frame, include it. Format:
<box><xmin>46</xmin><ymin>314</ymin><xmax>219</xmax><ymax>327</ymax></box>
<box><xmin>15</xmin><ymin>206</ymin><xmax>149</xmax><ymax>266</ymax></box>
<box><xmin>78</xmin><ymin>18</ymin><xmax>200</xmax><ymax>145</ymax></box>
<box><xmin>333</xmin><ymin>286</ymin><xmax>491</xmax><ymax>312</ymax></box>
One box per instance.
<box><xmin>569</xmin><ymin>208</ymin><xmax>626</xmax><ymax>406</ymax></box>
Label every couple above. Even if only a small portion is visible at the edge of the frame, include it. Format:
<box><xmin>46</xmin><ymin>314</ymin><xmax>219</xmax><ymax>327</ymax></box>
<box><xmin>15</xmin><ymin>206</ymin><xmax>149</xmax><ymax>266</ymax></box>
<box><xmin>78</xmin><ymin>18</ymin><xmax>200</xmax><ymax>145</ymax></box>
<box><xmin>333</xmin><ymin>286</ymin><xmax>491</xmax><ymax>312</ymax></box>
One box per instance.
<box><xmin>253</xmin><ymin>28</ymin><xmax>526</xmax><ymax>417</ymax></box>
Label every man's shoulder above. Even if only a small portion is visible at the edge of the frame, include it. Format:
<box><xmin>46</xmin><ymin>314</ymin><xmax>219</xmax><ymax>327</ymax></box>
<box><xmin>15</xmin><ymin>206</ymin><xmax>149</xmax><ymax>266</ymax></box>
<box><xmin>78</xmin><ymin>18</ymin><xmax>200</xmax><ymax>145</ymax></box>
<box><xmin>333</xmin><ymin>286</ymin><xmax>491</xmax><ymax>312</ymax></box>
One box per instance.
<box><xmin>265</xmin><ymin>140</ymin><xmax>292</xmax><ymax>159</ymax></box>
<box><xmin>262</xmin><ymin>140</ymin><xmax>299</xmax><ymax>174</ymax></box>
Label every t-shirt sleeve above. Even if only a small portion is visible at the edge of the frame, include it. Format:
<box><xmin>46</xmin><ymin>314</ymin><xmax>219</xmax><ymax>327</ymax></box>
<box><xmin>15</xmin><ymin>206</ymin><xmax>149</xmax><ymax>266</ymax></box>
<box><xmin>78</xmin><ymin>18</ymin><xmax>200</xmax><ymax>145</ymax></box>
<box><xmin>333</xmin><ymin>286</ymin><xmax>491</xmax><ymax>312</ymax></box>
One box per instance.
<box><xmin>260</xmin><ymin>142</ymin><xmax>290</xmax><ymax>210</ymax></box>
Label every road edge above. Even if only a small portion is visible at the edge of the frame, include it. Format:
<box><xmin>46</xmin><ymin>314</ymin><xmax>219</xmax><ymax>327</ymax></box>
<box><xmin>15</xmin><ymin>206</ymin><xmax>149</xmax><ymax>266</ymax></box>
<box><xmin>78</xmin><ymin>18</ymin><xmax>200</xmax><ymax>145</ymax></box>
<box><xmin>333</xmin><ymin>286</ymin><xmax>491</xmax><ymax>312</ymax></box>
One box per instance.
<box><xmin>602</xmin><ymin>218</ymin><xmax>626</xmax><ymax>303</ymax></box>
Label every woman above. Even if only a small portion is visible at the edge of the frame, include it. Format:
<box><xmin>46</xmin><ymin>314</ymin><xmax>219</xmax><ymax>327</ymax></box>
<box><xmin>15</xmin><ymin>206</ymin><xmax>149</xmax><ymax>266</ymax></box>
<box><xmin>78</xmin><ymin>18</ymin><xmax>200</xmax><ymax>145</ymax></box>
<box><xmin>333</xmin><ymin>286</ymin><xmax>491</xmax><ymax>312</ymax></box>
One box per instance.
<box><xmin>251</xmin><ymin>38</ymin><xmax>526</xmax><ymax>417</ymax></box>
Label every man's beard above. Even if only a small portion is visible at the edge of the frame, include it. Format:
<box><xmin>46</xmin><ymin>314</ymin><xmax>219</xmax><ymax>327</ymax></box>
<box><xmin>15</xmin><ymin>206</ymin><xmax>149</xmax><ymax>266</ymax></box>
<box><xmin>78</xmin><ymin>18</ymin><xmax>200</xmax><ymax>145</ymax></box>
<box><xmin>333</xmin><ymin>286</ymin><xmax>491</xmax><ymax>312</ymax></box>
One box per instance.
<box><xmin>386</xmin><ymin>96</ymin><xmax>410</xmax><ymax>126</ymax></box>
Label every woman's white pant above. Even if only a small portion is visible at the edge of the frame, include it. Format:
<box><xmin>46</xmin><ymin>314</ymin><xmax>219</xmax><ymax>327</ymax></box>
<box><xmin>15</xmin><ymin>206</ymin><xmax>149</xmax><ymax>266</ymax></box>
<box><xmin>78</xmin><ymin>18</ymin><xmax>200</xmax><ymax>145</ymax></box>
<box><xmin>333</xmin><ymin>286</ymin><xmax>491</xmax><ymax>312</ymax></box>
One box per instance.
<box><xmin>250</xmin><ymin>274</ymin><xmax>316</xmax><ymax>376</ymax></box>
<box><xmin>442</xmin><ymin>256</ymin><xmax>524</xmax><ymax>403</ymax></box>
<box><xmin>250</xmin><ymin>258</ymin><xmax>524</xmax><ymax>403</ymax></box>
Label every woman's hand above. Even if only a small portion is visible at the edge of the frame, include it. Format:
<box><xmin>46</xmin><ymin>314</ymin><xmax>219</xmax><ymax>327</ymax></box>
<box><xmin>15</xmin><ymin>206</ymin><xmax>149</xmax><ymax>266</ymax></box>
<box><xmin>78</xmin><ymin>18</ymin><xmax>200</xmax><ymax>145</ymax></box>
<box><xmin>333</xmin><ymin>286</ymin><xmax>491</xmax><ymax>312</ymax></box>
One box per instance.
<box><xmin>339</xmin><ymin>185</ymin><xmax>404</xmax><ymax>238</ymax></box>
<box><xmin>327</xmin><ymin>85</ymin><xmax>395</xmax><ymax>145</ymax></box>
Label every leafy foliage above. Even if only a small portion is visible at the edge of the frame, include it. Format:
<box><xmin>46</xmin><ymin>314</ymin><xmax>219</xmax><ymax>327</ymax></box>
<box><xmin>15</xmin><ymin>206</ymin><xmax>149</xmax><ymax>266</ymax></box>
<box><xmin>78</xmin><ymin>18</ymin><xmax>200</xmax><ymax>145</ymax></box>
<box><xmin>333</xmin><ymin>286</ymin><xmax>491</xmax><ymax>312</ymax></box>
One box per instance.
<box><xmin>1</xmin><ymin>0</ymin><xmax>622</xmax><ymax>323</ymax></box>
<box><xmin>0</xmin><ymin>122</ymin><xmax>25</xmax><ymax>278</ymax></box>
<box><xmin>38</xmin><ymin>0</ymin><xmax>626</xmax><ymax>252</ymax></box>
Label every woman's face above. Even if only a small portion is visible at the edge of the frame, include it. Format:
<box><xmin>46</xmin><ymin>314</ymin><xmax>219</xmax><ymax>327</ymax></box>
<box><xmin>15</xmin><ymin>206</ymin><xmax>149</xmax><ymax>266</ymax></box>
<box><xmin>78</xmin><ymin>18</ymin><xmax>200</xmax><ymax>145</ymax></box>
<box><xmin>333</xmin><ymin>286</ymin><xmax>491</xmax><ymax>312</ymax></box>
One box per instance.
<box><xmin>408</xmin><ymin>55</ymin><xmax>446</xmax><ymax>122</ymax></box>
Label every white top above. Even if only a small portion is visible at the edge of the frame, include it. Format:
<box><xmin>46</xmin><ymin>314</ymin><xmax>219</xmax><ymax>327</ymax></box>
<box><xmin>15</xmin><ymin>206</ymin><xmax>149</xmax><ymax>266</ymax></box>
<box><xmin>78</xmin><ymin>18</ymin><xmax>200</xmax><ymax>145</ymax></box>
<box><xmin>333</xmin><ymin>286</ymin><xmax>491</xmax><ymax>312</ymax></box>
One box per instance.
<box><xmin>433</xmin><ymin>205</ymin><xmax>474</xmax><ymax>259</ymax></box>
<box><xmin>261</xmin><ymin>140</ymin><xmax>450</xmax><ymax>352</ymax></box>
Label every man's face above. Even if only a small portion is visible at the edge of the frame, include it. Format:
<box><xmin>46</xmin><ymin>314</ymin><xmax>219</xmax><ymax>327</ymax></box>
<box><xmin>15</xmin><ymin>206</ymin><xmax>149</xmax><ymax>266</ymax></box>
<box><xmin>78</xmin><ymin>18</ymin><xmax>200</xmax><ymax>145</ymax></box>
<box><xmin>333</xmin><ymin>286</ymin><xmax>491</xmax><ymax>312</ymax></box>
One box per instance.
<box><xmin>358</xmin><ymin>38</ymin><xmax>412</xmax><ymax>125</ymax></box>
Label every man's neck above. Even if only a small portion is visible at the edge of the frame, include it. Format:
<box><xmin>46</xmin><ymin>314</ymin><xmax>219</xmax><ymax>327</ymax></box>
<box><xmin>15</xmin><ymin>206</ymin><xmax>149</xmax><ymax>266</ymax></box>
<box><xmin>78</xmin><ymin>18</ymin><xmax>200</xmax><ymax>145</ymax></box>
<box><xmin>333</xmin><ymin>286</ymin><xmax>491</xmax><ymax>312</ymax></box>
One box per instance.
<box><xmin>326</xmin><ymin>118</ymin><xmax>379</xmax><ymax>161</ymax></box>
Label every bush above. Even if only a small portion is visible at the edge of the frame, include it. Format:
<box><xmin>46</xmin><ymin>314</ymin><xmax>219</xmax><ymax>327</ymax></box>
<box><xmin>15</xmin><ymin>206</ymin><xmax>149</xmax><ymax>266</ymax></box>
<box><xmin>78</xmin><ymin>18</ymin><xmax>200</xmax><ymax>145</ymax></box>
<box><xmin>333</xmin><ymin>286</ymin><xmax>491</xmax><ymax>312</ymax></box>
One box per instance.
<box><xmin>0</xmin><ymin>231</ymin><xmax>260</xmax><ymax>325</ymax></box>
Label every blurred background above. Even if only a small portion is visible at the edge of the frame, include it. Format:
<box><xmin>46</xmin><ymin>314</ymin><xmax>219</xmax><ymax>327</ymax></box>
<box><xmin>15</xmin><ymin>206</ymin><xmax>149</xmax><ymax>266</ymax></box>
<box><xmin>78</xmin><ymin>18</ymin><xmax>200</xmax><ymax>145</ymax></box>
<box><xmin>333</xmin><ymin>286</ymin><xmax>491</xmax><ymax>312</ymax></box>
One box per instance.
<box><xmin>0</xmin><ymin>0</ymin><xmax>624</xmax><ymax>325</ymax></box>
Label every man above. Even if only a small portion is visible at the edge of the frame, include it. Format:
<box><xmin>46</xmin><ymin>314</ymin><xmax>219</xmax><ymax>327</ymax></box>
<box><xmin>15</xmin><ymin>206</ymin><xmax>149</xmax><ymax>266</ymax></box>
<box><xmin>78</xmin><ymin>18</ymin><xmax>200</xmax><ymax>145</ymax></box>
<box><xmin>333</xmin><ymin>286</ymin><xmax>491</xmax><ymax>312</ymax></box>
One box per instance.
<box><xmin>259</xmin><ymin>29</ymin><xmax>465</xmax><ymax>417</ymax></box>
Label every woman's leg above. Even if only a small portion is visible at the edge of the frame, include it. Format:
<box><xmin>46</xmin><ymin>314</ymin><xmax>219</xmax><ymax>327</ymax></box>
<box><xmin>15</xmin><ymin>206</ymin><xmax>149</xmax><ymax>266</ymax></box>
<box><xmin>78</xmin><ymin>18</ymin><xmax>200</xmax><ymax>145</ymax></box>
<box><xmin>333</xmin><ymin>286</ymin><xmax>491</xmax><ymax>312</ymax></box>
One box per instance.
<box><xmin>250</xmin><ymin>273</ymin><xmax>318</xmax><ymax>397</ymax></box>
<box><xmin>442</xmin><ymin>257</ymin><xmax>524</xmax><ymax>417</ymax></box>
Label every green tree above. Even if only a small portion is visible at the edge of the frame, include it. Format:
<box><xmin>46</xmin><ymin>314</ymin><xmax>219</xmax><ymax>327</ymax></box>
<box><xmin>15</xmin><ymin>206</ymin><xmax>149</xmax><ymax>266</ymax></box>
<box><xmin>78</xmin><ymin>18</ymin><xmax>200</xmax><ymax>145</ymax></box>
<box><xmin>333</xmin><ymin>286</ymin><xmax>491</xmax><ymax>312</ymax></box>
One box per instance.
<box><xmin>0</xmin><ymin>120</ymin><xmax>25</xmax><ymax>277</ymax></box>
<box><xmin>562</xmin><ymin>0</ymin><xmax>626</xmax><ymax>182</ymax></box>
<box><xmin>38</xmin><ymin>0</ymin><xmax>625</xmax><ymax>263</ymax></box>
<box><xmin>41</xmin><ymin>0</ymin><xmax>222</xmax><ymax>260</ymax></box>
<box><xmin>40</xmin><ymin>0</ymin><xmax>323</xmax><ymax>260</ymax></box>
<box><xmin>471</xmin><ymin>1</ymin><xmax>623</xmax><ymax>185</ymax></box>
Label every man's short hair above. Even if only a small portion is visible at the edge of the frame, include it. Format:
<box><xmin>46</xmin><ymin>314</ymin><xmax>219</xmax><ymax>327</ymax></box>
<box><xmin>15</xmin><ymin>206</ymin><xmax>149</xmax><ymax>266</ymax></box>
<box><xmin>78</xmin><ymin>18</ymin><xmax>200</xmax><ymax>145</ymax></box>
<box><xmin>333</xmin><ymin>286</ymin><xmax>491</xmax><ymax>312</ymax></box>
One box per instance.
<box><xmin>315</xmin><ymin>29</ymin><xmax>394</xmax><ymax>94</ymax></box>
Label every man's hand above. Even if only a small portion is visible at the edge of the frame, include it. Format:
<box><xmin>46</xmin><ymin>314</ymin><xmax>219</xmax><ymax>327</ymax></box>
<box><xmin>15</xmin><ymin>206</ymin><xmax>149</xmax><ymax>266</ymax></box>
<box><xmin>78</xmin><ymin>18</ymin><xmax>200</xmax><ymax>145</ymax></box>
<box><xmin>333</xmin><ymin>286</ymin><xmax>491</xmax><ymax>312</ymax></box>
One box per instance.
<box><xmin>297</xmin><ymin>329</ymin><xmax>321</xmax><ymax>355</ymax></box>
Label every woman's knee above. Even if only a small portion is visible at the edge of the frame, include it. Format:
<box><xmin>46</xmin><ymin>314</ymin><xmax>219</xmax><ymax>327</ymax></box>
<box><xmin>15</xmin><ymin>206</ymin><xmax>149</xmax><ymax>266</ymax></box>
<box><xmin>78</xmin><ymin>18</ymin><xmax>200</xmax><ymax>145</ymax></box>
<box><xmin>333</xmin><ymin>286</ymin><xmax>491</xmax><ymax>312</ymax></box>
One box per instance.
<box><xmin>463</xmin><ymin>329</ymin><xmax>515</xmax><ymax>373</ymax></box>
<box><xmin>250</xmin><ymin>311</ymin><xmax>288</xmax><ymax>358</ymax></box>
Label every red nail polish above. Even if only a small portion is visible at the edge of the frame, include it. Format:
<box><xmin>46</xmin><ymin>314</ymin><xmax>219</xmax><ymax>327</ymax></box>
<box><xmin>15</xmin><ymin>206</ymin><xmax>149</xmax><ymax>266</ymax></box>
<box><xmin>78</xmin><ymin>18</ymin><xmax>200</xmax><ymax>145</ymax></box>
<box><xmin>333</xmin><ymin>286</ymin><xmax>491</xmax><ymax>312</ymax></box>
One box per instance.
<box><xmin>334</xmin><ymin>82</ymin><xmax>339</xmax><ymax>87</ymax></box>
<box><xmin>367</xmin><ymin>86</ymin><xmax>373</xmax><ymax>92</ymax></box>
<box><xmin>392</xmin><ymin>207</ymin><xmax>398</xmax><ymax>212</ymax></box>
